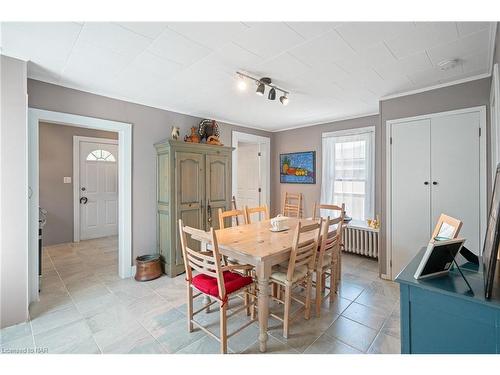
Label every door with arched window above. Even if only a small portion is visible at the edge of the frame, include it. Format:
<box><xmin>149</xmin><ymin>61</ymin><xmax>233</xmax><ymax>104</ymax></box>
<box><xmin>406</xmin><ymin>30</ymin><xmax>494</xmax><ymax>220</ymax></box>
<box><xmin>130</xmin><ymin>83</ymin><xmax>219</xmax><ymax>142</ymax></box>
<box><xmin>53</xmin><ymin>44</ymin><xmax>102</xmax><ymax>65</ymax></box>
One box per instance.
<box><xmin>78</xmin><ymin>138</ymin><xmax>118</xmax><ymax>240</ymax></box>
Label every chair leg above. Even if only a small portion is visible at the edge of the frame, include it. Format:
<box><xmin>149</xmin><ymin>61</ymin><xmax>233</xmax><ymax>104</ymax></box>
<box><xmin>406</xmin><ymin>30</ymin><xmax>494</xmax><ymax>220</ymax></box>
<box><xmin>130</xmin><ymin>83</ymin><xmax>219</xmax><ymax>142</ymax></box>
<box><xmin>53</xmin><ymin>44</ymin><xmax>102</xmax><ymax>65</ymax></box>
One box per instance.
<box><xmin>283</xmin><ymin>285</ymin><xmax>291</xmax><ymax>339</ymax></box>
<box><xmin>277</xmin><ymin>284</ymin><xmax>282</xmax><ymax>301</ymax></box>
<box><xmin>329</xmin><ymin>265</ymin><xmax>336</xmax><ymax>302</ymax></box>
<box><xmin>251</xmin><ymin>284</ymin><xmax>256</xmax><ymax>320</ymax></box>
<box><xmin>244</xmin><ymin>291</ymin><xmax>250</xmax><ymax>316</ymax></box>
<box><xmin>187</xmin><ymin>284</ymin><xmax>193</xmax><ymax>332</ymax></box>
<box><xmin>305</xmin><ymin>275</ymin><xmax>313</xmax><ymax>320</ymax></box>
<box><xmin>220</xmin><ymin>301</ymin><xmax>228</xmax><ymax>354</ymax></box>
<box><xmin>321</xmin><ymin>273</ymin><xmax>327</xmax><ymax>293</ymax></box>
<box><xmin>315</xmin><ymin>271</ymin><xmax>322</xmax><ymax>317</ymax></box>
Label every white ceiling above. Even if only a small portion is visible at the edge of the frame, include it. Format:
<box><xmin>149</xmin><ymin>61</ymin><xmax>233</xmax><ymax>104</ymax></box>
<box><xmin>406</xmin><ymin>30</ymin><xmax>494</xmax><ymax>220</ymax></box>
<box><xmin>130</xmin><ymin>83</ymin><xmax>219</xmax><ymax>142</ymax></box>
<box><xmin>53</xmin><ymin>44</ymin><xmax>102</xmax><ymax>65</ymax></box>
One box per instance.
<box><xmin>0</xmin><ymin>22</ymin><xmax>496</xmax><ymax>131</ymax></box>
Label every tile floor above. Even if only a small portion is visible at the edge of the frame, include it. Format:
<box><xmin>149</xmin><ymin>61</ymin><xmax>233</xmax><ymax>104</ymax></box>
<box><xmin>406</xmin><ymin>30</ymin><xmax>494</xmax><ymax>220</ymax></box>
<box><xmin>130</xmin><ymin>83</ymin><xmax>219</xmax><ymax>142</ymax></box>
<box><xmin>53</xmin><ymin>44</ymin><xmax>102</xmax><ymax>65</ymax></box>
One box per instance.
<box><xmin>0</xmin><ymin>236</ymin><xmax>401</xmax><ymax>354</ymax></box>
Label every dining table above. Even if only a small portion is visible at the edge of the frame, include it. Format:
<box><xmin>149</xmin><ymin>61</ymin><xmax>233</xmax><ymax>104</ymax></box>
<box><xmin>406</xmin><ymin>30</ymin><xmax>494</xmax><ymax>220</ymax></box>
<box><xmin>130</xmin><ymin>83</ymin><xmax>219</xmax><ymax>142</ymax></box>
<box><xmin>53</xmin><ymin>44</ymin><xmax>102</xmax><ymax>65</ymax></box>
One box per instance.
<box><xmin>206</xmin><ymin>217</ymin><xmax>319</xmax><ymax>353</ymax></box>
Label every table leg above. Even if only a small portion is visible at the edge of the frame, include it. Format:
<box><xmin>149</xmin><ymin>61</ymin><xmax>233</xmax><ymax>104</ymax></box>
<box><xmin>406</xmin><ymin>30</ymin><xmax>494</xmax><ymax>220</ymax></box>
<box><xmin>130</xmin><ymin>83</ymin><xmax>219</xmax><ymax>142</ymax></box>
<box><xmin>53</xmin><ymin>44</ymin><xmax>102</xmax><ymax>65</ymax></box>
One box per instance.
<box><xmin>256</xmin><ymin>262</ymin><xmax>271</xmax><ymax>353</ymax></box>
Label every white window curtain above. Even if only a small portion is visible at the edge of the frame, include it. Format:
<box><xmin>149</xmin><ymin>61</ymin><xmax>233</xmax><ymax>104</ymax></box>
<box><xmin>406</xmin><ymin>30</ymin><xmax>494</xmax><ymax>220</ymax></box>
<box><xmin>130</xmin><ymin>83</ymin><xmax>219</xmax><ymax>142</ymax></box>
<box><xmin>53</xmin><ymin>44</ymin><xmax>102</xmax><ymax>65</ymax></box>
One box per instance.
<box><xmin>321</xmin><ymin>128</ymin><xmax>375</xmax><ymax>221</ymax></box>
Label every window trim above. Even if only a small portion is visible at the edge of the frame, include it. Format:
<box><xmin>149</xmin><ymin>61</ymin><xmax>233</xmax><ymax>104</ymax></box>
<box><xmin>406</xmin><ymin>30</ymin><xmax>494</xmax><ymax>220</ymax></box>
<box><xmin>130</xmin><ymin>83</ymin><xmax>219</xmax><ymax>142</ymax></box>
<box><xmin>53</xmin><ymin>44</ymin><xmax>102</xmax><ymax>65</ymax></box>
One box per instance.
<box><xmin>322</xmin><ymin>126</ymin><xmax>375</xmax><ymax>138</ymax></box>
<box><xmin>321</xmin><ymin>125</ymin><xmax>375</xmax><ymax>221</ymax></box>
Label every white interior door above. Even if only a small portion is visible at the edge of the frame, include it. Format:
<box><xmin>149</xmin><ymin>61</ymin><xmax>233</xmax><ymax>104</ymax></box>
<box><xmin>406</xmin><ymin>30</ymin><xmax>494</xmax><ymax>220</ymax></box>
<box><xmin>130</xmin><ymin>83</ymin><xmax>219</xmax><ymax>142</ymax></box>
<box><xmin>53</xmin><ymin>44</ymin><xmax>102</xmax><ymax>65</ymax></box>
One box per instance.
<box><xmin>391</xmin><ymin>119</ymin><xmax>431</xmax><ymax>278</ymax></box>
<box><xmin>236</xmin><ymin>142</ymin><xmax>261</xmax><ymax>209</ymax></box>
<box><xmin>79</xmin><ymin>140</ymin><xmax>118</xmax><ymax>240</ymax></box>
<box><xmin>431</xmin><ymin>112</ymin><xmax>481</xmax><ymax>254</ymax></box>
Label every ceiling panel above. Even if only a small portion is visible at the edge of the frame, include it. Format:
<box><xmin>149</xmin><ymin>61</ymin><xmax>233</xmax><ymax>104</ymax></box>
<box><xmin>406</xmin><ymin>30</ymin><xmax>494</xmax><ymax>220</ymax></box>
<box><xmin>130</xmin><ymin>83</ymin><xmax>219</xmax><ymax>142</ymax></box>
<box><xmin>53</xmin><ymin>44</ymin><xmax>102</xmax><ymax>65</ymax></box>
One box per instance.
<box><xmin>146</xmin><ymin>28</ymin><xmax>212</xmax><ymax>66</ymax></box>
<box><xmin>166</xmin><ymin>22</ymin><xmax>249</xmax><ymax>49</ymax></box>
<box><xmin>116</xmin><ymin>22</ymin><xmax>168</xmax><ymax>39</ymax></box>
<box><xmin>335</xmin><ymin>22</ymin><xmax>415</xmax><ymax>51</ymax></box>
<box><xmin>1</xmin><ymin>21</ymin><xmax>495</xmax><ymax>131</ymax></box>
<box><xmin>289</xmin><ymin>29</ymin><xmax>356</xmax><ymax>67</ymax></box>
<box><xmin>285</xmin><ymin>22</ymin><xmax>341</xmax><ymax>39</ymax></box>
<box><xmin>0</xmin><ymin>22</ymin><xmax>82</xmax><ymax>73</ymax></box>
<box><xmin>78</xmin><ymin>23</ymin><xmax>152</xmax><ymax>58</ymax></box>
<box><xmin>385</xmin><ymin>22</ymin><xmax>459</xmax><ymax>59</ymax></box>
<box><xmin>234</xmin><ymin>22</ymin><xmax>305</xmax><ymax>59</ymax></box>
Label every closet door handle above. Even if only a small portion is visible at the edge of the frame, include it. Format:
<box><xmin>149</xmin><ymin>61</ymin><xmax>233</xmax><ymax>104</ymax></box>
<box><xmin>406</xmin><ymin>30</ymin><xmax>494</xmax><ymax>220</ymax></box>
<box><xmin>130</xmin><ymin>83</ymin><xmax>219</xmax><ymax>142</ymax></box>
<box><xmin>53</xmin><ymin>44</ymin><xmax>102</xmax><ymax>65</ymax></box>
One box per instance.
<box><xmin>432</xmin><ymin>181</ymin><xmax>438</xmax><ymax>185</ymax></box>
<box><xmin>424</xmin><ymin>181</ymin><xmax>429</xmax><ymax>185</ymax></box>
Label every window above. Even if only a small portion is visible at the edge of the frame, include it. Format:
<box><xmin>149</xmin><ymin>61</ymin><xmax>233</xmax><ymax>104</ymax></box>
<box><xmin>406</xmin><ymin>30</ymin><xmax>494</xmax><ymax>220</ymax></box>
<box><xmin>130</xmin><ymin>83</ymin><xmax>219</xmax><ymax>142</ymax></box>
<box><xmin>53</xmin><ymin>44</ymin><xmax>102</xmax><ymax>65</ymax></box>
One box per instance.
<box><xmin>320</xmin><ymin>127</ymin><xmax>375</xmax><ymax>221</ymax></box>
<box><xmin>86</xmin><ymin>149</ymin><xmax>116</xmax><ymax>162</ymax></box>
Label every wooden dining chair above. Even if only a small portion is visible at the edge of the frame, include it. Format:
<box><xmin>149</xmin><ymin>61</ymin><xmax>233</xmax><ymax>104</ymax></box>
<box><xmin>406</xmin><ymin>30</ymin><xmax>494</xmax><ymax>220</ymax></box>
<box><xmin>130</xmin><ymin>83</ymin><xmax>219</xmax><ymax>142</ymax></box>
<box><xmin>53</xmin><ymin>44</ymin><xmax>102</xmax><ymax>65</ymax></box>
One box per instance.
<box><xmin>312</xmin><ymin>202</ymin><xmax>346</xmax><ymax>287</ymax></box>
<box><xmin>218</xmin><ymin>208</ymin><xmax>247</xmax><ymax>229</ymax></box>
<box><xmin>269</xmin><ymin>220</ymin><xmax>321</xmax><ymax>338</ymax></box>
<box><xmin>312</xmin><ymin>202</ymin><xmax>345</xmax><ymax>220</ymax></box>
<box><xmin>313</xmin><ymin>214</ymin><xmax>344</xmax><ymax>316</ymax></box>
<box><xmin>283</xmin><ymin>192</ymin><xmax>302</xmax><ymax>218</ymax></box>
<box><xmin>178</xmin><ymin>219</ymin><xmax>257</xmax><ymax>354</ymax></box>
<box><xmin>218</xmin><ymin>207</ymin><xmax>254</xmax><ymax>312</ymax></box>
<box><xmin>244</xmin><ymin>204</ymin><xmax>270</xmax><ymax>224</ymax></box>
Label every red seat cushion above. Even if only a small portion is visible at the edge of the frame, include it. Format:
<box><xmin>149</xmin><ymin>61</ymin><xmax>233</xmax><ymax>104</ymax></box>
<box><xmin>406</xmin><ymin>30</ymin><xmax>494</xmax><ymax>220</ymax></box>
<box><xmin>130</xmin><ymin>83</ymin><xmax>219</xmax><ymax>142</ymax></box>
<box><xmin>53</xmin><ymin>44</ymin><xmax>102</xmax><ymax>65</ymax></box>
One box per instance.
<box><xmin>192</xmin><ymin>271</ymin><xmax>253</xmax><ymax>299</ymax></box>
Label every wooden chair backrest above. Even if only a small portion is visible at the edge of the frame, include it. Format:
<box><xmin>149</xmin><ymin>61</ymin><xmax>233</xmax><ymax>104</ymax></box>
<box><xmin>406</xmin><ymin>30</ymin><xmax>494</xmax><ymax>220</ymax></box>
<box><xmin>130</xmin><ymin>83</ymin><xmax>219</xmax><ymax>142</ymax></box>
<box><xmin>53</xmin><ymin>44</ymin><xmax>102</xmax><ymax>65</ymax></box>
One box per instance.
<box><xmin>286</xmin><ymin>220</ymin><xmax>321</xmax><ymax>282</ymax></box>
<box><xmin>312</xmin><ymin>203</ymin><xmax>345</xmax><ymax>220</ymax></box>
<box><xmin>318</xmin><ymin>215</ymin><xmax>344</xmax><ymax>269</ymax></box>
<box><xmin>178</xmin><ymin>219</ymin><xmax>226</xmax><ymax>298</ymax></box>
<box><xmin>218</xmin><ymin>208</ymin><xmax>247</xmax><ymax>229</ymax></box>
<box><xmin>283</xmin><ymin>192</ymin><xmax>302</xmax><ymax>218</ymax></box>
<box><xmin>244</xmin><ymin>204</ymin><xmax>270</xmax><ymax>224</ymax></box>
<box><xmin>431</xmin><ymin>213</ymin><xmax>462</xmax><ymax>240</ymax></box>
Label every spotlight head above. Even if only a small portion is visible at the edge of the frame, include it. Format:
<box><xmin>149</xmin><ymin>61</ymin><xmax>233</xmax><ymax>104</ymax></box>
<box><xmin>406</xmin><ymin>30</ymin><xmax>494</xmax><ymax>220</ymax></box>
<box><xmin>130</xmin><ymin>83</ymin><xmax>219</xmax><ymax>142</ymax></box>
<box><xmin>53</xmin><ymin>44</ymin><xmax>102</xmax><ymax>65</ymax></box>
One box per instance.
<box><xmin>280</xmin><ymin>94</ymin><xmax>289</xmax><ymax>106</ymax></box>
<box><xmin>256</xmin><ymin>82</ymin><xmax>265</xmax><ymax>96</ymax></box>
<box><xmin>237</xmin><ymin>75</ymin><xmax>247</xmax><ymax>91</ymax></box>
<box><xmin>268</xmin><ymin>87</ymin><xmax>276</xmax><ymax>100</ymax></box>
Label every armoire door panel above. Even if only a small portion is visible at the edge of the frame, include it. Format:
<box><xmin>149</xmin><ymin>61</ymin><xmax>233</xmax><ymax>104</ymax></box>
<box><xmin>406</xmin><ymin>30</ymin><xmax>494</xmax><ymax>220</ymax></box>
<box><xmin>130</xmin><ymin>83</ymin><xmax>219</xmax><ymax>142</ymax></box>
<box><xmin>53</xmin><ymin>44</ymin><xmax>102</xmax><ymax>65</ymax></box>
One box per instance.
<box><xmin>206</xmin><ymin>154</ymin><xmax>230</xmax><ymax>229</ymax></box>
<box><xmin>391</xmin><ymin>119</ymin><xmax>431</xmax><ymax>278</ymax></box>
<box><xmin>431</xmin><ymin>112</ymin><xmax>481</xmax><ymax>254</ymax></box>
<box><xmin>157</xmin><ymin>152</ymin><xmax>169</xmax><ymax>204</ymax></box>
<box><xmin>177</xmin><ymin>152</ymin><xmax>204</xmax><ymax>205</ymax></box>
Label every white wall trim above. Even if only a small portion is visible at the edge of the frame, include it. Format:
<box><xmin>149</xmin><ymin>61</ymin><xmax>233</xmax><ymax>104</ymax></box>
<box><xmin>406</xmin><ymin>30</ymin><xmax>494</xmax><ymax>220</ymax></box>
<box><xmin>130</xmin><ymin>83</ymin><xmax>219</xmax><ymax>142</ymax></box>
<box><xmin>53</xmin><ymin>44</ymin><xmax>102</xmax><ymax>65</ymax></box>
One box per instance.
<box><xmin>273</xmin><ymin>112</ymin><xmax>380</xmax><ymax>133</ymax></box>
<box><xmin>72</xmin><ymin>136</ymin><xmax>119</xmax><ymax>243</ymax></box>
<box><xmin>231</xmin><ymin>131</ymin><xmax>271</xmax><ymax>210</ymax></box>
<box><xmin>28</xmin><ymin>109</ymin><xmax>133</xmax><ymax>303</ymax></box>
<box><xmin>380</xmin><ymin>73</ymin><xmax>491</xmax><ymax>102</ymax></box>
<box><xmin>385</xmin><ymin>105</ymin><xmax>487</xmax><ymax>280</ymax></box>
<box><xmin>491</xmin><ymin>64</ymin><xmax>500</xmax><ymax>184</ymax></box>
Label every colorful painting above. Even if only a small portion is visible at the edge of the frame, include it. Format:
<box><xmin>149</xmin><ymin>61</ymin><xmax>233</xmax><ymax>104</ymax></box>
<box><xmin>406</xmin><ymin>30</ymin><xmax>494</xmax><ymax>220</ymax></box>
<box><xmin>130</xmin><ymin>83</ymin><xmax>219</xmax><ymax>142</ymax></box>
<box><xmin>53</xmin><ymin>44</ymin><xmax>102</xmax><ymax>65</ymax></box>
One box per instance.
<box><xmin>280</xmin><ymin>151</ymin><xmax>316</xmax><ymax>184</ymax></box>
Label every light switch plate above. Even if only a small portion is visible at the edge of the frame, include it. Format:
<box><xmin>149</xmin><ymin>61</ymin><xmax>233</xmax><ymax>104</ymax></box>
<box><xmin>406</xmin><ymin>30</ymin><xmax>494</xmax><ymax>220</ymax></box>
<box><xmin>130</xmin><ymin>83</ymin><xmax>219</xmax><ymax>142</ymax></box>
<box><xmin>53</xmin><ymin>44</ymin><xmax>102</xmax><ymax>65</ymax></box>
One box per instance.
<box><xmin>63</xmin><ymin>177</ymin><xmax>72</xmax><ymax>184</ymax></box>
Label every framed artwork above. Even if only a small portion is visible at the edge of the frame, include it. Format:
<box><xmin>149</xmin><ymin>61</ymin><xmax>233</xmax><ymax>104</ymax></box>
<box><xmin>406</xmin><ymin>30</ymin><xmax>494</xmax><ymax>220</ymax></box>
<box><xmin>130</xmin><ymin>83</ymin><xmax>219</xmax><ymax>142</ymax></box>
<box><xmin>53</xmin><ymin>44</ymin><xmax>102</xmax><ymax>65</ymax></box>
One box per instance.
<box><xmin>280</xmin><ymin>151</ymin><xmax>316</xmax><ymax>184</ymax></box>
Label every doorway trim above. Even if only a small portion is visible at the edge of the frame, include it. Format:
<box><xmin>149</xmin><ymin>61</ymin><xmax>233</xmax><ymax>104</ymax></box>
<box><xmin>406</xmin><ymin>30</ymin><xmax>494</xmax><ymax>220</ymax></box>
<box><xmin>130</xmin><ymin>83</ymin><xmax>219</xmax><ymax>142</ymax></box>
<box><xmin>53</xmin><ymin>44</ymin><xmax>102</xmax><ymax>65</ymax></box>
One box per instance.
<box><xmin>491</xmin><ymin>63</ymin><xmax>500</xmax><ymax>184</ymax></box>
<box><xmin>73</xmin><ymin>136</ymin><xmax>119</xmax><ymax>243</ymax></box>
<box><xmin>385</xmin><ymin>105</ymin><xmax>487</xmax><ymax>280</ymax></box>
<box><xmin>28</xmin><ymin>108</ymin><xmax>132</xmax><ymax>303</ymax></box>
<box><xmin>231</xmin><ymin>131</ymin><xmax>271</xmax><ymax>210</ymax></box>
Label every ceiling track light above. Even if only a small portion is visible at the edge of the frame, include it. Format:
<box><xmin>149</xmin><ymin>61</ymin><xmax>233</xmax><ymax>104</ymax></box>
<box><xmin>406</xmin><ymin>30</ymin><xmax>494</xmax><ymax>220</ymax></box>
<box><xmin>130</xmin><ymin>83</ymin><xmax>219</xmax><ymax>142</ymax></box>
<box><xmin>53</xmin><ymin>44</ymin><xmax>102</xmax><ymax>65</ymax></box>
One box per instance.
<box><xmin>236</xmin><ymin>71</ymin><xmax>290</xmax><ymax>105</ymax></box>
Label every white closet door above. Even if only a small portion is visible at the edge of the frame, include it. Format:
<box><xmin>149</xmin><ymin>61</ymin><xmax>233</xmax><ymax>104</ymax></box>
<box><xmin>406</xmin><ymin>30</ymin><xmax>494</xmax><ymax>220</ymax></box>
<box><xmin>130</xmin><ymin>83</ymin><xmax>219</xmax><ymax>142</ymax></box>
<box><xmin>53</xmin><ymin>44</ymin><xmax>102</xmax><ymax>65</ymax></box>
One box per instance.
<box><xmin>391</xmin><ymin>119</ymin><xmax>431</xmax><ymax>278</ymax></box>
<box><xmin>431</xmin><ymin>112</ymin><xmax>481</xmax><ymax>254</ymax></box>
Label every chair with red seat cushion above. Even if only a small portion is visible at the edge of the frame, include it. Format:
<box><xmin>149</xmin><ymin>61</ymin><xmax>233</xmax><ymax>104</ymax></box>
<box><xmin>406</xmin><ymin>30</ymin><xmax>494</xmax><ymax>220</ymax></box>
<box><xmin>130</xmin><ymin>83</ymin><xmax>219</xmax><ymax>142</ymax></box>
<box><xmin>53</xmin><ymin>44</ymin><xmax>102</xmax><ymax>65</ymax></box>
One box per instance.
<box><xmin>192</xmin><ymin>271</ymin><xmax>253</xmax><ymax>298</ymax></box>
<box><xmin>178</xmin><ymin>219</ymin><xmax>256</xmax><ymax>354</ymax></box>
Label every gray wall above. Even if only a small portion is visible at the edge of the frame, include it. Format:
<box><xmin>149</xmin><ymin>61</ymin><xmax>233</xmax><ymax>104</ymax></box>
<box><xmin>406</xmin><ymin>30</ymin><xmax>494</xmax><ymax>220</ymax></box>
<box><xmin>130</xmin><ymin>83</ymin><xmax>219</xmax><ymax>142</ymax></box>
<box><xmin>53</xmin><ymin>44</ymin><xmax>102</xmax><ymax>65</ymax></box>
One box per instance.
<box><xmin>39</xmin><ymin>122</ymin><xmax>118</xmax><ymax>246</ymax></box>
<box><xmin>272</xmin><ymin>115</ymin><xmax>380</xmax><ymax>218</ymax></box>
<box><xmin>28</xmin><ymin>79</ymin><xmax>274</xmax><ymax>264</ymax></box>
<box><xmin>1</xmin><ymin>55</ymin><xmax>29</xmax><ymax>328</ymax></box>
<box><xmin>379</xmin><ymin>77</ymin><xmax>492</xmax><ymax>276</ymax></box>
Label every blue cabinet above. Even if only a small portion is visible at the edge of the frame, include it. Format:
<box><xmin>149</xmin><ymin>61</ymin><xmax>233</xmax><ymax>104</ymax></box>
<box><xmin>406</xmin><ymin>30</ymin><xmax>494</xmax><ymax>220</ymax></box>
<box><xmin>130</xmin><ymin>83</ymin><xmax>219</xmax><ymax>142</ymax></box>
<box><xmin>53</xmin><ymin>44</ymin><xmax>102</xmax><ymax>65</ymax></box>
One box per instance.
<box><xmin>396</xmin><ymin>249</ymin><xmax>500</xmax><ymax>354</ymax></box>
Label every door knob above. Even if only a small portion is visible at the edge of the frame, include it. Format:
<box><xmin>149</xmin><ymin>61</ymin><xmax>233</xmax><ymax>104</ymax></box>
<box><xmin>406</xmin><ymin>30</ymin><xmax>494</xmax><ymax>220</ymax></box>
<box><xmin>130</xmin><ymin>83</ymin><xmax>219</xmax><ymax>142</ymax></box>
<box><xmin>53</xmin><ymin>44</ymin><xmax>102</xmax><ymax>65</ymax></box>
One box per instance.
<box><xmin>432</xmin><ymin>181</ymin><xmax>438</xmax><ymax>185</ymax></box>
<box><xmin>424</xmin><ymin>181</ymin><xmax>429</xmax><ymax>185</ymax></box>
<box><xmin>80</xmin><ymin>197</ymin><xmax>88</xmax><ymax>204</ymax></box>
